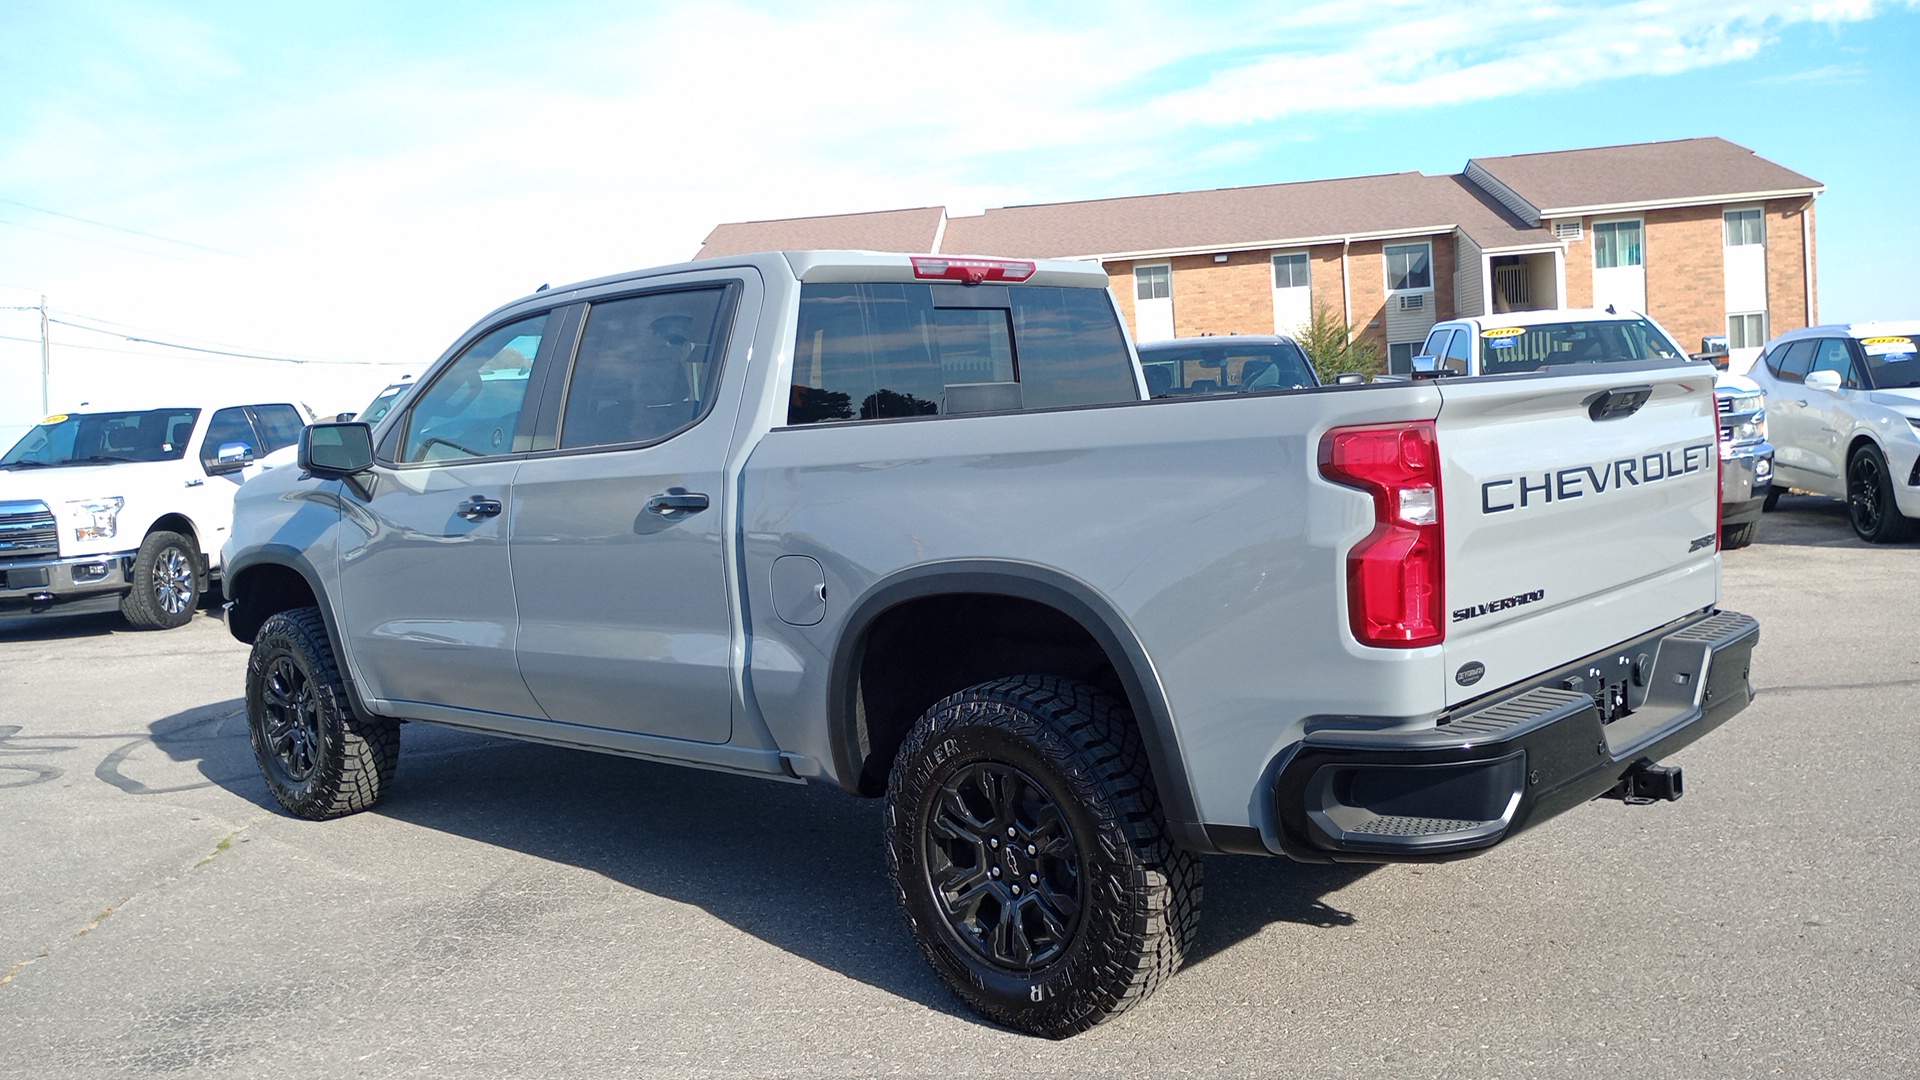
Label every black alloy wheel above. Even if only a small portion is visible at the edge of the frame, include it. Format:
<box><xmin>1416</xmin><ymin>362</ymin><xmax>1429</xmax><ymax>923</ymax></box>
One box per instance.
<box><xmin>886</xmin><ymin>676</ymin><xmax>1201</xmax><ymax>1038</ymax></box>
<box><xmin>1847</xmin><ymin>445</ymin><xmax>1913</xmax><ymax>543</ymax></box>
<box><xmin>924</xmin><ymin>761</ymin><xmax>1084</xmax><ymax>970</ymax></box>
<box><xmin>258</xmin><ymin>652</ymin><xmax>323</xmax><ymax>786</ymax></box>
<box><xmin>246</xmin><ymin>607</ymin><xmax>399</xmax><ymax>819</ymax></box>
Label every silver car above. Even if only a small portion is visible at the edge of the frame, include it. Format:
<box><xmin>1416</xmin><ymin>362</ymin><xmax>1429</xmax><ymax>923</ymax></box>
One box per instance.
<box><xmin>1744</xmin><ymin>321</ymin><xmax>1920</xmax><ymax>543</ymax></box>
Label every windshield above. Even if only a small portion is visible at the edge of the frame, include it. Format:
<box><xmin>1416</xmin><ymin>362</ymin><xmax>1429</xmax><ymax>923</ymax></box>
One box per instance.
<box><xmin>1138</xmin><ymin>341</ymin><xmax>1317</xmax><ymax>397</ymax></box>
<box><xmin>1</xmin><ymin>408</ymin><xmax>200</xmax><ymax>468</ymax></box>
<box><xmin>1478</xmin><ymin>319</ymin><xmax>1686</xmax><ymax>375</ymax></box>
<box><xmin>1859</xmin><ymin>334</ymin><xmax>1920</xmax><ymax>389</ymax></box>
<box><xmin>360</xmin><ymin>385</ymin><xmax>407</xmax><ymax>424</ymax></box>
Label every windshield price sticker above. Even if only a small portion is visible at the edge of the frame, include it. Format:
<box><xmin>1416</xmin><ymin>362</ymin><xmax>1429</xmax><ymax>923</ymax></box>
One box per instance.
<box><xmin>1861</xmin><ymin>335</ymin><xmax>1916</xmax><ymax>359</ymax></box>
<box><xmin>41</xmin><ymin>414</ymin><xmax>68</xmax><ymax>424</ymax></box>
<box><xmin>1482</xmin><ymin>327</ymin><xmax>1525</xmax><ymax>338</ymax></box>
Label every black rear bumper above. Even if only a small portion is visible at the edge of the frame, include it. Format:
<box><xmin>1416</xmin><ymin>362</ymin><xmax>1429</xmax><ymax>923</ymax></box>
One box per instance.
<box><xmin>1272</xmin><ymin>609</ymin><xmax>1760</xmax><ymax>863</ymax></box>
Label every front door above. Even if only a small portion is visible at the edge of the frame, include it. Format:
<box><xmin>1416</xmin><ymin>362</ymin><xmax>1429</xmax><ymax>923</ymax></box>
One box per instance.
<box><xmin>509</xmin><ymin>284</ymin><xmax>747</xmax><ymax>744</ymax></box>
<box><xmin>335</xmin><ymin>312</ymin><xmax>555</xmax><ymax>720</ymax></box>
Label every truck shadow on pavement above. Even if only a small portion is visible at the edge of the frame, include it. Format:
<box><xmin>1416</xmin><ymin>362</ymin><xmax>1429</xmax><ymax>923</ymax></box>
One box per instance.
<box><xmin>152</xmin><ymin>711</ymin><xmax>1374</xmax><ymax>1023</ymax></box>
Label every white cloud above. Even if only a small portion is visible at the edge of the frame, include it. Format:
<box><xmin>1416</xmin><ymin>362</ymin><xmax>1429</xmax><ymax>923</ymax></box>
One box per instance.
<box><xmin>0</xmin><ymin>0</ymin><xmax>1910</xmax><ymax>427</ymax></box>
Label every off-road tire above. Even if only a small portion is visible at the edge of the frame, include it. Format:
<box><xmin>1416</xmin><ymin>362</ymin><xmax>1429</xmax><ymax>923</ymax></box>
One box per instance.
<box><xmin>1721</xmin><ymin>521</ymin><xmax>1758</xmax><ymax>550</ymax></box>
<box><xmin>120</xmin><ymin>530</ymin><xmax>200</xmax><ymax>630</ymax></box>
<box><xmin>1847</xmin><ymin>445</ymin><xmax>1914</xmax><ymax>544</ymax></box>
<box><xmin>885</xmin><ymin>676</ymin><xmax>1202</xmax><ymax>1038</ymax></box>
<box><xmin>246</xmin><ymin>607</ymin><xmax>398</xmax><ymax>819</ymax></box>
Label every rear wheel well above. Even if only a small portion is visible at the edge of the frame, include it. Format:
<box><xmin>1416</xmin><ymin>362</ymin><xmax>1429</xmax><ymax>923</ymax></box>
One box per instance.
<box><xmin>847</xmin><ymin>593</ymin><xmax>1127</xmax><ymax>796</ymax></box>
<box><xmin>227</xmin><ymin>563</ymin><xmax>319</xmax><ymax>643</ymax></box>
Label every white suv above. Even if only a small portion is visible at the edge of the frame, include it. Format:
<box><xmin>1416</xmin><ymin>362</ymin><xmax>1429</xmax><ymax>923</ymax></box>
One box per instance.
<box><xmin>0</xmin><ymin>398</ymin><xmax>310</xmax><ymax>628</ymax></box>
<box><xmin>1744</xmin><ymin>321</ymin><xmax>1920</xmax><ymax>543</ymax></box>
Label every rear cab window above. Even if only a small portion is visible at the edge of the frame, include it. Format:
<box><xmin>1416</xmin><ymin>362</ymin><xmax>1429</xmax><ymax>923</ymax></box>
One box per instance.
<box><xmin>785</xmin><ymin>283</ymin><xmax>1137</xmax><ymax>425</ymax></box>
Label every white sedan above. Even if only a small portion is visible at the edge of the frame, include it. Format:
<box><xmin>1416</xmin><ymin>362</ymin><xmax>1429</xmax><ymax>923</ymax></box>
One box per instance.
<box><xmin>1746</xmin><ymin>321</ymin><xmax>1920</xmax><ymax>543</ymax></box>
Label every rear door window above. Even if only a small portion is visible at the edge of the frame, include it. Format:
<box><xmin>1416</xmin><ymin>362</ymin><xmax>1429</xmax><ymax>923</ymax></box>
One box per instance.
<box><xmin>1770</xmin><ymin>339</ymin><xmax>1817</xmax><ymax>381</ymax></box>
<box><xmin>251</xmin><ymin>404</ymin><xmax>306</xmax><ymax>453</ymax></box>
<box><xmin>786</xmin><ymin>283</ymin><xmax>1135</xmax><ymax>425</ymax></box>
<box><xmin>559</xmin><ymin>288</ymin><xmax>735</xmax><ymax>449</ymax></box>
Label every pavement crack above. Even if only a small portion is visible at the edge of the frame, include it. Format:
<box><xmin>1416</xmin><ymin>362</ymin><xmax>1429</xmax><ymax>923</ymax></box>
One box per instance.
<box><xmin>0</xmin><ymin>822</ymin><xmax>257</xmax><ymax>989</ymax></box>
<box><xmin>1756</xmin><ymin>677</ymin><xmax>1920</xmax><ymax>696</ymax></box>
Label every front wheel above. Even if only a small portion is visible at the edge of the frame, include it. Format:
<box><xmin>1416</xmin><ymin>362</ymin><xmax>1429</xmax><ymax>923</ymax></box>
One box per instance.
<box><xmin>246</xmin><ymin>607</ymin><xmax>399</xmax><ymax>819</ymax></box>
<box><xmin>1847</xmin><ymin>445</ymin><xmax>1914</xmax><ymax>543</ymax></box>
<box><xmin>120</xmin><ymin>530</ymin><xmax>200</xmax><ymax>630</ymax></box>
<box><xmin>885</xmin><ymin>676</ymin><xmax>1201</xmax><ymax>1038</ymax></box>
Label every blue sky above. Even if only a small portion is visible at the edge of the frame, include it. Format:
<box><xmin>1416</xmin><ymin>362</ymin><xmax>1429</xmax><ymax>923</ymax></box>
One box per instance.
<box><xmin>1</xmin><ymin>0</ymin><xmax>1916</xmax><ymax>435</ymax></box>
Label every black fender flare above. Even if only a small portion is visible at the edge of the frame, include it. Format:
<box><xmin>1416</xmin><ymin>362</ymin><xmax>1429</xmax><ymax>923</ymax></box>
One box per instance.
<box><xmin>224</xmin><ymin>545</ymin><xmax>374</xmax><ymax>722</ymax></box>
<box><xmin>825</xmin><ymin>559</ymin><xmax>1204</xmax><ymax>842</ymax></box>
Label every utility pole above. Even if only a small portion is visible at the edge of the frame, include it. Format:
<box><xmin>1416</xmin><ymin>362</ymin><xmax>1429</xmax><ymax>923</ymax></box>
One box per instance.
<box><xmin>40</xmin><ymin>295</ymin><xmax>50</xmax><ymax>414</ymax></box>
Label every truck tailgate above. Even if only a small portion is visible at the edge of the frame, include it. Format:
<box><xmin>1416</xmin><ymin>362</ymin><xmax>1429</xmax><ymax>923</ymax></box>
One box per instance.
<box><xmin>1435</xmin><ymin>365</ymin><xmax>1721</xmax><ymax>706</ymax></box>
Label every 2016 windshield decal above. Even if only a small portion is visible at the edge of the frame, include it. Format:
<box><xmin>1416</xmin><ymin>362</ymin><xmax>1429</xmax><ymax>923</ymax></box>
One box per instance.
<box><xmin>1481</xmin><ymin>442</ymin><xmax>1714</xmax><ymax>514</ymax></box>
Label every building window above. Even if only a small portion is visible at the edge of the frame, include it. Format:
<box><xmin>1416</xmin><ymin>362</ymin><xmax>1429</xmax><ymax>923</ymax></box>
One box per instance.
<box><xmin>1724</xmin><ymin>208</ymin><xmax>1765</xmax><ymax>247</ymax></box>
<box><xmin>1272</xmin><ymin>253</ymin><xmax>1310</xmax><ymax>289</ymax></box>
<box><xmin>1388</xmin><ymin>342</ymin><xmax>1416</xmax><ymax>374</ymax></box>
<box><xmin>1135</xmin><ymin>265</ymin><xmax>1170</xmax><ymax>301</ymax></box>
<box><xmin>1728</xmin><ymin>312</ymin><xmax>1767</xmax><ymax>350</ymax></box>
<box><xmin>1593</xmin><ymin>220</ymin><xmax>1643</xmax><ymax>269</ymax></box>
<box><xmin>1384</xmin><ymin>243</ymin><xmax>1432</xmax><ymax>291</ymax></box>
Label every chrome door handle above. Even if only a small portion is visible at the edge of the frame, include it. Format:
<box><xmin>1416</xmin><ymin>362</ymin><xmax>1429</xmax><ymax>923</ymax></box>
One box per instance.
<box><xmin>645</xmin><ymin>490</ymin><xmax>709</xmax><ymax>517</ymax></box>
<box><xmin>457</xmin><ymin>496</ymin><xmax>503</xmax><ymax>520</ymax></box>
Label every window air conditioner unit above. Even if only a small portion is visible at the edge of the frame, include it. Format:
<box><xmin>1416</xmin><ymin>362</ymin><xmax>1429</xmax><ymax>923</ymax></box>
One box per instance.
<box><xmin>1398</xmin><ymin>294</ymin><xmax>1425</xmax><ymax>311</ymax></box>
<box><xmin>1553</xmin><ymin>220</ymin><xmax>1583</xmax><ymax>242</ymax></box>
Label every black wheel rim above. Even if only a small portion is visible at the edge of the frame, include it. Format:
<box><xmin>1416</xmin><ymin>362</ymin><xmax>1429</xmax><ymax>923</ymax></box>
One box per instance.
<box><xmin>923</xmin><ymin>761</ymin><xmax>1084</xmax><ymax>971</ymax></box>
<box><xmin>260</xmin><ymin>653</ymin><xmax>321</xmax><ymax>781</ymax></box>
<box><xmin>1849</xmin><ymin>452</ymin><xmax>1883</xmax><ymax>534</ymax></box>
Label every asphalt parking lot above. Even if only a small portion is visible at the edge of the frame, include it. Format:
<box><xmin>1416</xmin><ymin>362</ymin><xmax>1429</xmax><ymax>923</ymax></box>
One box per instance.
<box><xmin>2</xmin><ymin>493</ymin><xmax>1916</xmax><ymax>1080</ymax></box>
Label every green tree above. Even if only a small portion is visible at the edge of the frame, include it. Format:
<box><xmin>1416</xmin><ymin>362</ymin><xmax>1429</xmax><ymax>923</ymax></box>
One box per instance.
<box><xmin>1297</xmin><ymin>304</ymin><xmax>1384</xmax><ymax>383</ymax></box>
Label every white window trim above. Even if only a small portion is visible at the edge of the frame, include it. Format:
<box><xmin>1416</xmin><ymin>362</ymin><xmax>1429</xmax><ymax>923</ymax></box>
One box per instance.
<box><xmin>1723</xmin><ymin>204</ymin><xmax>1765</xmax><ymax>248</ymax></box>
<box><xmin>1383</xmin><ymin>241</ymin><xmax>1434</xmax><ymax>294</ymax></box>
<box><xmin>1271</xmin><ymin>251</ymin><xmax>1311</xmax><ymax>290</ymax></box>
<box><xmin>1591</xmin><ymin>217</ymin><xmax>1645</xmax><ymax>270</ymax></box>
<box><xmin>1134</xmin><ymin>263</ymin><xmax>1172</xmax><ymax>301</ymax></box>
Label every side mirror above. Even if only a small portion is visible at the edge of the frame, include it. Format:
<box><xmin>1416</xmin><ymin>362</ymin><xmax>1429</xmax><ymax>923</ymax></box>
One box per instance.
<box><xmin>299</xmin><ymin>422</ymin><xmax>375</xmax><ymax>477</ymax></box>
<box><xmin>1803</xmin><ymin>370</ymin><xmax>1843</xmax><ymax>393</ymax></box>
<box><xmin>334</xmin><ymin>411</ymin><xmax>357</xmax><ymax>422</ymax></box>
<box><xmin>1334</xmin><ymin>372</ymin><xmax>1367</xmax><ymax>385</ymax></box>
<box><xmin>207</xmin><ymin>442</ymin><xmax>255</xmax><ymax>474</ymax></box>
<box><xmin>1409</xmin><ymin>354</ymin><xmax>1446</xmax><ymax>380</ymax></box>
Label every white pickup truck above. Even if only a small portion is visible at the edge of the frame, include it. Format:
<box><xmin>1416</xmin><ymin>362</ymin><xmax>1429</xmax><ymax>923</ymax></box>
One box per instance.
<box><xmin>224</xmin><ymin>252</ymin><xmax>1759</xmax><ymax>1037</ymax></box>
<box><xmin>0</xmin><ymin>398</ymin><xmax>309</xmax><ymax>628</ymax></box>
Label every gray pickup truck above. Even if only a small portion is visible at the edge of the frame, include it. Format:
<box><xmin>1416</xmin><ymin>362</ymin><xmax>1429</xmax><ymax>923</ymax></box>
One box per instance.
<box><xmin>224</xmin><ymin>252</ymin><xmax>1759</xmax><ymax>1037</ymax></box>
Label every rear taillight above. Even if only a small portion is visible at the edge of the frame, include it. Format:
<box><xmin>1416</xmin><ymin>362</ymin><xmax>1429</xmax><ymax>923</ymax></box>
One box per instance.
<box><xmin>910</xmin><ymin>256</ymin><xmax>1035</xmax><ymax>283</ymax></box>
<box><xmin>1318</xmin><ymin>421</ymin><xmax>1445</xmax><ymax>647</ymax></box>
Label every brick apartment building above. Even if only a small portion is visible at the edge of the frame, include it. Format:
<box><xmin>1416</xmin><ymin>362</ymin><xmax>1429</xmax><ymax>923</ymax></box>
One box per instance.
<box><xmin>698</xmin><ymin>138</ymin><xmax>1822</xmax><ymax>373</ymax></box>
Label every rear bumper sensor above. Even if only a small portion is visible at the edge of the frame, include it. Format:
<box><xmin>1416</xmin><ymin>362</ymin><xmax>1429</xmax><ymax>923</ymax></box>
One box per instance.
<box><xmin>1272</xmin><ymin>609</ymin><xmax>1759</xmax><ymax>863</ymax></box>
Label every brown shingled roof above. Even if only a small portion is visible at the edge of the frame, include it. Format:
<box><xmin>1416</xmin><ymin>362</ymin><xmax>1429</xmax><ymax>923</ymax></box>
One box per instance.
<box><xmin>941</xmin><ymin>171</ymin><xmax>1542</xmax><ymax>257</ymax></box>
<box><xmin>697</xmin><ymin>206</ymin><xmax>944</xmax><ymax>259</ymax></box>
<box><xmin>1468</xmin><ymin>137</ymin><xmax>1822</xmax><ymax>219</ymax></box>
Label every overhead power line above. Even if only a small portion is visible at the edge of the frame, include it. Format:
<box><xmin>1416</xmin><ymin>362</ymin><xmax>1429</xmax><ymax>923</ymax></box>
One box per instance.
<box><xmin>0</xmin><ymin>217</ymin><xmax>194</xmax><ymax>262</ymax></box>
<box><xmin>0</xmin><ymin>197</ymin><xmax>242</xmax><ymax>257</ymax></box>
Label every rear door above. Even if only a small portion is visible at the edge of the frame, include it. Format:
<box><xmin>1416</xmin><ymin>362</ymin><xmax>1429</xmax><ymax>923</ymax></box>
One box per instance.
<box><xmin>508</xmin><ymin>276</ymin><xmax>755</xmax><ymax>744</ymax></box>
<box><xmin>1435</xmin><ymin>364</ymin><xmax>1721</xmax><ymax>705</ymax></box>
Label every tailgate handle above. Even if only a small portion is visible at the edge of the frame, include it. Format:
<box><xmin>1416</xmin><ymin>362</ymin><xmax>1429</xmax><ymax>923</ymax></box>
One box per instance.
<box><xmin>1586</xmin><ymin>385</ymin><xmax>1653</xmax><ymax>421</ymax></box>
